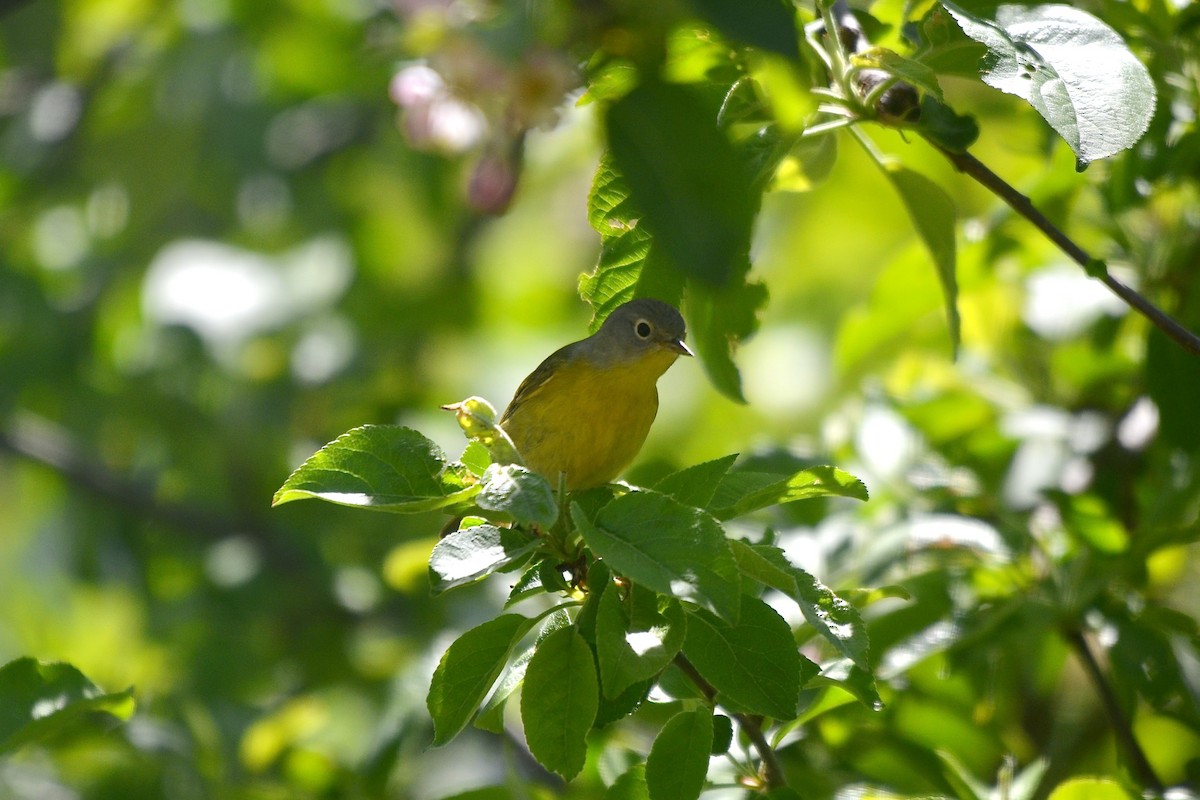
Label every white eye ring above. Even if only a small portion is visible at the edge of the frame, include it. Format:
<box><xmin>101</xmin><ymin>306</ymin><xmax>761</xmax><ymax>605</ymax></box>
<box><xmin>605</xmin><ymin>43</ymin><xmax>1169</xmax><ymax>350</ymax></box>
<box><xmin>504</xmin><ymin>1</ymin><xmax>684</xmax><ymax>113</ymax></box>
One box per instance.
<box><xmin>634</xmin><ymin>320</ymin><xmax>652</xmax><ymax>339</ymax></box>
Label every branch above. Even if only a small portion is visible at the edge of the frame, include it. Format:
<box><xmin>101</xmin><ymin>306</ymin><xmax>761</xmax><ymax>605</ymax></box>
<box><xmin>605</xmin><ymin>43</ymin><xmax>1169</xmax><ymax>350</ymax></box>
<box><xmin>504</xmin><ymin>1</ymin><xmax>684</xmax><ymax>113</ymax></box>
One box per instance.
<box><xmin>1063</xmin><ymin>627</ymin><xmax>1164</xmax><ymax>794</ymax></box>
<box><xmin>0</xmin><ymin>410</ymin><xmax>305</xmax><ymax>570</ymax></box>
<box><xmin>673</xmin><ymin>653</ymin><xmax>787</xmax><ymax>791</ymax></box>
<box><xmin>931</xmin><ymin>144</ymin><xmax>1200</xmax><ymax>356</ymax></box>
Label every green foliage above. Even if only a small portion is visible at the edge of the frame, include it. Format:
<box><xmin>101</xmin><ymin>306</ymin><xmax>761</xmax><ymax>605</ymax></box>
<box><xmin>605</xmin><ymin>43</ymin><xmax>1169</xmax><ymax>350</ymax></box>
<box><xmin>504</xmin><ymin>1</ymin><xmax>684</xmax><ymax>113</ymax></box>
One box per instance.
<box><xmin>645</xmin><ymin>708</ymin><xmax>713</xmax><ymax>800</ymax></box>
<box><xmin>0</xmin><ymin>658</ymin><xmax>134</xmax><ymax>755</ymax></box>
<box><xmin>272</xmin><ymin>425</ymin><xmax>479</xmax><ymax>512</ymax></box>
<box><xmin>943</xmin><ymin>2</ymin><xmax>1156</xmax><ymax>170</ymax></box>
<box><xmin>4</xmin><ymin>0</ymin><xmax>1200</xmax><ymax>797</ymax></box>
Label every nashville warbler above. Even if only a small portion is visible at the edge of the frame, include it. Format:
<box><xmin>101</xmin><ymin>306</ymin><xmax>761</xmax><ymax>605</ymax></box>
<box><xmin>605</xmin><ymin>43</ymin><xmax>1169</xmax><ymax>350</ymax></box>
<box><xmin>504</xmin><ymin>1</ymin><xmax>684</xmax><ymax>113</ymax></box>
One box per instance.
<box><xmin>500</xmin><ymin>298</ymin><xmax>692</xmax><ymax>490</ymax></box>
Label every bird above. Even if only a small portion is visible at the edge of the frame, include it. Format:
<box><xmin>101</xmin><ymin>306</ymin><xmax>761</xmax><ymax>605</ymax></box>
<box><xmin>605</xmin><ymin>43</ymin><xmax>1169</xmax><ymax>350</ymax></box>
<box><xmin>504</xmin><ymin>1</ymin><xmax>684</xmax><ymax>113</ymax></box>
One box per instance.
<box><xmin>499</xmin><ymin>298</ymin><xmax>692</xmax><ymax>490</ymax></box>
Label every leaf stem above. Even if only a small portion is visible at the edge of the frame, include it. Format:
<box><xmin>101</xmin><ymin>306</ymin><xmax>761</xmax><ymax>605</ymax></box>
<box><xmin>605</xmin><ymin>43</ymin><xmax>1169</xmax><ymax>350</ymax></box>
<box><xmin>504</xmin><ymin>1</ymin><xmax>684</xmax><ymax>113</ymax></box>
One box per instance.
<box><xmin>930</xmin><ymin>142</ymin><xmax>1200</xmax><ymax>357</ymax></box>
<box><xmin>673</xmin><ymin>653</ymin><xmax>787</xmax><ymax>790</ymax></box>
<box><xmin>1062</xmin><ymin>626</ymin><xmax>1164</xmax><ymax>793</ymax></box>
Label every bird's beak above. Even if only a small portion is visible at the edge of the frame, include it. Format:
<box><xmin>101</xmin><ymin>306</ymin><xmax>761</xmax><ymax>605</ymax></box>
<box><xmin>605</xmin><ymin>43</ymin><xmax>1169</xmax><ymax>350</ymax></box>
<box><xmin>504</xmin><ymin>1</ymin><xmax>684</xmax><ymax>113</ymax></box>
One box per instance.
<box><xmin>666</xmin><ymin>338</ymin><xmax>694</xmax><ymax>357</ymax></box>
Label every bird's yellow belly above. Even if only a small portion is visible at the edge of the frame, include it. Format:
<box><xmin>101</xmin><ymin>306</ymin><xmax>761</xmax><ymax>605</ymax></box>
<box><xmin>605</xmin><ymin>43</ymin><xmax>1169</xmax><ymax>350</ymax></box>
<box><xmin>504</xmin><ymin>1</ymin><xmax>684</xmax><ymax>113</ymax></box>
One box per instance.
<box><xmin>502</xmin><ymin>359</ymin><xmax>662</xmax><ymax>490</ymax></box>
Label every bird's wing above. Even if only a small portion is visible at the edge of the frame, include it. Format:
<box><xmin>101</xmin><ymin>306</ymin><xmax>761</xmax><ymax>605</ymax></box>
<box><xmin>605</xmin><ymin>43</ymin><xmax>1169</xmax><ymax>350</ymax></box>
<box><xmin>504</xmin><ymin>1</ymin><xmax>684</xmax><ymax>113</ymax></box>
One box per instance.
<box><xmin>499</xmin><ymin>342</ymin><xmax>578</xmax><ymax>424</ymax></box>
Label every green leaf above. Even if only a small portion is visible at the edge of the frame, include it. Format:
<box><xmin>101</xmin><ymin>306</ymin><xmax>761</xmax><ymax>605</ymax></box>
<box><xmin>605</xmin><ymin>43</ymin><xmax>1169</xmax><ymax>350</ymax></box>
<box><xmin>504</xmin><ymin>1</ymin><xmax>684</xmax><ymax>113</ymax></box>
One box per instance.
<box><xmin>772</xmin><ymin>132</ymin><xmax>839</xmax><ymax>193</ymax></box>
<box><xmin>685</xmin><ymin>0</ymin><xmax>800</xmax><ymax>60</ymax></box>
<box><xmin>597</xmin><ymin>588</ymin><xmax>687</xmax><ymax>698</ymax></box>
<box><xmin>914</xmin><ymin>4</ymin><xmax>987</xmax><ymax>78</ymax></box>
<box><xmin>428</xmin><ymin>614</ymin><xmax>533</xmax><ymax>745</ymax></box>
<box><xmin>710</xmin><ymin>465</ymin><xmax>869</xmax><ymax>520</ymax></box>
<box><xmin>942</xmin><ymin>2</ymin><xmax>1156</xmax><ymax>169</ymax></box>
<box><xmin>521</xmin><ymin>627</ymin><xmax>599</xmax><ymax>780</ymax></box>
<box><xmin>476</xmin><ymin>464</ymin><xmax>558</xmax><ymax>528</ymax></box>
<box><xmin>581</xmin><ymin>153</ymin><xmax>763</xmax><ymax>402</ymax></box>
<box><xmin>682</xmin><ymin>596</ymin><xmax>812</xmax><ymax>718</ymax></box>
<box><xmin>874</xmin><ymin>160</ymin><xmax>960</xmax><ymax>356</ymax></box>
<box><xmin>652</xmin><ymin>454</ymin><xmax>739</xmax><ymax>509</ymax></box>
<box><xmin>605</xmin><ymin>764</ymin><xmax>650</xmax><ymax>800</ymax></box>
<box><xmin>914</xmin><ymin>95</ymin><xmax>980</xmax><ymax>152</ymax></box>
<box><xmin>1045</xmin><ymin>777</ymin><xmax>1136</xmax><ymax>800</ymax></box>
<box><xmin>710</xmin><ymin>714</ymin><xmax>733</xmax><ymax>754</ymax></box>
<box><xmin>473</xmin><ymin>647</ymin><xmax>533</xmax><ymax>734</ymax></box>
<box><xmin>605</xmin><ymin>78</ymin><xmax>757</xmax><ymax>288</ymax></box>
<box><xmin>272</xmin><ymin>425</ymin><xmax>479</xmax><ymax>513</ymax></box>
<box><xmin>0</xmin><ymin>658</ymin><xmax>135</xmax><ymax>755</ymax></box>
<box><xmin>580</xmin><ymin>155</ymin><xmax>686</xmax><ymax>332</ymax></box>
<box><xmin>573</xmin><ymin>491</ymin><xmax>742</xmax><ymax>623</ymax></box>
<box><xmin>730</xmin><ymin>542</ymin><xmax>872</xmax><ymax>672</ymax></box>
<box><xmin>645</xmin><ymin>708</ymin><xmax>713</xmax><ymax>800</ymax></box>
<box><xmin>688</xmin><ymin>281</ymin><xmax>768</xmax><ymax>403</ymax></box>
<box><xmin>429</xmin><ymin>525</ymin><xmax>540</xmax><ymax>594</ymax></box>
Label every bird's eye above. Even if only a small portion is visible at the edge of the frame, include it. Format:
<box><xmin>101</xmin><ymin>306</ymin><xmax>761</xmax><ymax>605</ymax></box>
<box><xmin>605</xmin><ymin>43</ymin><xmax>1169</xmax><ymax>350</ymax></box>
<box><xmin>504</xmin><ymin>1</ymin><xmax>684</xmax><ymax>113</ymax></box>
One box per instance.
<box><xmin>635</xmin><ymin>320</ymin><xmax>652</xmax><ymax>339</ymax></box>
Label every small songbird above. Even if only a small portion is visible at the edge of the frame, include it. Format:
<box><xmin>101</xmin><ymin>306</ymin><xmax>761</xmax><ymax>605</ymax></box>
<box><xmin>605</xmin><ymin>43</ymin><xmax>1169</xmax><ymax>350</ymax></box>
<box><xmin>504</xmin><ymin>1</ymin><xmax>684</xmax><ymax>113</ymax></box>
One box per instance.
<box><xmin>500</xmin><ymin>298</ymin><xmax>692</xmax><ymax>490</ymax></box>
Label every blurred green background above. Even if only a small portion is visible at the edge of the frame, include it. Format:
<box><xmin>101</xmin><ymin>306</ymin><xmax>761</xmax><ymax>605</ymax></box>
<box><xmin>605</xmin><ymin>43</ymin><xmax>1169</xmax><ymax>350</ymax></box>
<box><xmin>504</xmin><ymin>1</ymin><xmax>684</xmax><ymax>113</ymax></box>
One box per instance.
<box><xmin>1</xmin><ymin>0</ymin><xmax>1198</xmax><ymax>797</ymax></box>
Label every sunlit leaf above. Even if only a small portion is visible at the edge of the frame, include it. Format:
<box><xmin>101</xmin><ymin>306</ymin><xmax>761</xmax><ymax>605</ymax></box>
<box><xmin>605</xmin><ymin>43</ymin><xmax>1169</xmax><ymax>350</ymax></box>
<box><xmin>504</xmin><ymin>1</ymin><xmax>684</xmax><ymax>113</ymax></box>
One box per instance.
<box><xmin>429</xmin><ymin>525</ymin><xmax>540</xmax><ymax>594</ymax></box>
<box><xmin>943</xmin><ymin>2</ymin><xmax>1156</xmax><ymax>169</ymax></box>
<box><xmin>0</xmin><ymin>658</ymin><xmax>135</xmax><ymax>755</ymax></box>
<box><xmin>273</xmin><ymin>425</ymin><xmax>479</xmax><ymax>512</ymax></box>
<box><xmin>681</xmin><ymin>596</ymin><xmax>813</xmax><ymax>718</ymax></box>
<box><xmin>710</xmin><ymin>465</ymin><xmax>869</xmax><ymax>520</ymax></box>
<box><xmin>874</xmin><ymin>160</ymin><xmax>960</xmax><ymax>356</ymax></box>
<box><xmin>596</xmin><ymin>587</ymin><xmax>686</xmax><ymax>698</ymax></box>
<box><xmin>730</xmin><ymin>542</ymin><xmax>873</xmax><ymax>673</ymax></box>
<box><xmin>475</xmin><ymin>463</ymin><xmax>558</xmax><ymax>528</ymax></box>
<box><xmin>428</xmin><ymin>614</ymin><xmax>533</xmax><ymax>745</ymax></box>
<box><xmin>573</xmin><ymin>491</ymin><xmax>742</xmax><ymax>623</ymax></box>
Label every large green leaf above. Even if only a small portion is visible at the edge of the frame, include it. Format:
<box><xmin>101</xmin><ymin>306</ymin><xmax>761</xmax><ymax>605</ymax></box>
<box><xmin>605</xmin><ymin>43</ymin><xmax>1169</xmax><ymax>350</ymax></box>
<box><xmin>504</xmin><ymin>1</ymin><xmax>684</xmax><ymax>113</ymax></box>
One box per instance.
<box><xmin>709</xmin><ymin>465</ymin><xmax>869</xmax><ymax>520</ymax></box>
<box><xmin>685</xmin><ymin>0</ymin><xmax>799</xmax><ymax>59</ymax></box>
<box><xmin>652</xmin><ymin>454</ymin><xmax>738</xmax><ymax>510</ymax></box>
<box><xmin>681</xmin><ymin>596</ymin><xmax>814</xmax><ymax>718</ymax></box>
<box><xmin>273</xmin><ymin>425</ymin><xmax>478</xmax><ymax>512</ymax></box>
<box><xmin>573</xmin><ymin>491</ymin><xmax>742</xmax><ymax>622</ymax></box>
<box><xmin>0</xmin><ymin>658</ymin><xmax>135</xmax><ymax>755</ymax></box>
<box><xmin>428</xmin><ymin>525</ymin><xmax>540</xmax><ymax>594</ymax></box>
<box><xmin>645</xmin><ymin>708</ymin><xmax>713</xmax><ymax>800</ymax></box>
<box><xmin>596</xmin><ymin>587</ymin><xmax>687</xmax><ymax>698</ymax></box>
<box><xmin>943</xmin><ymin>2</ymin><xmax>1156</xmax><ymax>169</ymax></box>
<box><xmin>605</xmin><ymin>78</ymin><xmax>756</xmax><ymax>288</ymax></box>
<box><xmin>581</xmin><ymin>155</ymin><xmax>765</xmax><ymax>402</ymax></box>
<box><xmin>428</xmin><ymin>614</ymin><xmax>533</xmax><ymax>745</ymax></box>
<box><xmin>520</xmin><ymin>627</ymin><xmax>599</xmax><ymax>780</ymax></box>
<box><xmin>580</xmin><ymin>155</ymin><xmax>686</xmax><ymax>332</ymax></box>
<box><xmin>730</xmin><ymin>542</ymin><xmax>873</xmax><ymax>673</ymax></box>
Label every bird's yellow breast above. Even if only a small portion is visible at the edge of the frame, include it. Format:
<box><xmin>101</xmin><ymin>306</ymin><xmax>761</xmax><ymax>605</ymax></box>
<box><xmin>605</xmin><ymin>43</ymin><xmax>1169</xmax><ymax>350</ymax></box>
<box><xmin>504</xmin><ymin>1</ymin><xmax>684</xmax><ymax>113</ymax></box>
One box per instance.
<box><xmin>501</xmin><ymin>349</ymin><xmax>676</xmax><ymax>490</ymax></box>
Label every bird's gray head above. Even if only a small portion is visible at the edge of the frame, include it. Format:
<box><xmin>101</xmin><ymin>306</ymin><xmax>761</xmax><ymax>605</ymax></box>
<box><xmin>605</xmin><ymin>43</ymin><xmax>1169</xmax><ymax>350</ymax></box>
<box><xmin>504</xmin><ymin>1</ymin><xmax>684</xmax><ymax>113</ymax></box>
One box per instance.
<box><xmin>590</xmin><ymin>298</ymin><xmax>692</xmax><ymax>364</ymax></box>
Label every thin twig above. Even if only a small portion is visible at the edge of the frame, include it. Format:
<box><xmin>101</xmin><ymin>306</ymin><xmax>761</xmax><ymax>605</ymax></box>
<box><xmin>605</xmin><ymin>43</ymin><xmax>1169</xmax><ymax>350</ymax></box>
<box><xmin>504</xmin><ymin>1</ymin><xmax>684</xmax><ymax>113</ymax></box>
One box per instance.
<box><xmin>1063</xmin><ymin>627</ymin><xmax>1164</xmax><ymax>794</ymax></box>
<box><xmin>673</xmin><ymin>653</ymin><xmax>788</xmax><ymax>791</ymax></box>
<box><xmin>932</xmin><ymin>143</ymin><xmax>1200</xmax><ymax>357</ymax></box>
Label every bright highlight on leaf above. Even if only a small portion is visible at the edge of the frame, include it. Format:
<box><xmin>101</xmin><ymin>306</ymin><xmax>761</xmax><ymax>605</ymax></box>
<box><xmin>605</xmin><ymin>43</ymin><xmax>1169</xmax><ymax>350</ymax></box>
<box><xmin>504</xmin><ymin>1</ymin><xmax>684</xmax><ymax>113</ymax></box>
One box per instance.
<box><xmin>0</xmin><ymin>658</ymin><xmax>135</xmax><ymax>755</ymax></box>
<box><xmin>272</xmin><ymin>425</ymin><xmax>478</xmax><ymax>512</ymax></box>
<box><xmin>682</xmin><ymin>596</ymin><xmax>814</xmax><ymax>719</ymax></box>
<box><xmin>943</xmin><ymin>2</ymin><xmax>1156</xmax><ymax>170</ymax></box>
<box><xmin>573</xmin><ymin>491</ymin><xmax>742</xmax><ymax>623</ymax></box>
